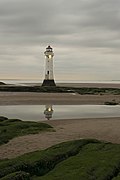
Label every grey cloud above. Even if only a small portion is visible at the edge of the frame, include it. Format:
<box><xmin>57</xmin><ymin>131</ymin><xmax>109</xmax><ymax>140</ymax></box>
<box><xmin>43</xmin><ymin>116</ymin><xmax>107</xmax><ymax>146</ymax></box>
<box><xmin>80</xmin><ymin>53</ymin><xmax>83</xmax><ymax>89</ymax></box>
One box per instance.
<box><xmin>0</xmin><ymin>0</ymin><xmax>120</xmax><ymax>80</ymax></box>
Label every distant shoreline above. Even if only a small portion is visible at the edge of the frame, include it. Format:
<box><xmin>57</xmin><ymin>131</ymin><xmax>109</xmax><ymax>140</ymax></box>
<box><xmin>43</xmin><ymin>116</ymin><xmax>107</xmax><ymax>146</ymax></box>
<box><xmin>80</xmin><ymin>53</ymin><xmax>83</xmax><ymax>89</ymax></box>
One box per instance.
<box><xmin>0</xmin><ymin>82</ymin><xmax>120</xmax><ymax>88</ymax></box>
<box><xmin>57</xmin><ymin>82</ymin><xmax>120</xmax><ymax>88</ymax></box>
<box><xmin>0</xmin><ymin>80</ymin><xmax>120</xmax><ymax>87</ymax></box>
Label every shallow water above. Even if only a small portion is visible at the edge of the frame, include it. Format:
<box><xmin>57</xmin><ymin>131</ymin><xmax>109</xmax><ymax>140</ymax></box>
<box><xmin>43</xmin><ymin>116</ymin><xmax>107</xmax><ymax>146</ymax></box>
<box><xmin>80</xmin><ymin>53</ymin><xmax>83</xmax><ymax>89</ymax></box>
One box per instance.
<box><xmin>0</xmin><ymin>105</ymin><xmax>120</xmax><ymax>121</ymax></box>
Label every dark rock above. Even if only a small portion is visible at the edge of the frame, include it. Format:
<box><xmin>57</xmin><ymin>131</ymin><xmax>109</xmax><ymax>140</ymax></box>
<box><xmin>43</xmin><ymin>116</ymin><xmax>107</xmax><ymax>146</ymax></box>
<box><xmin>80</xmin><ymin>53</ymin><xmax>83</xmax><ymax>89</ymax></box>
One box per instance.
<box><xmin>0</xmin><ymin>116</ymin><xmax>8</xmax><ymax>121</ymax></box>
<box><xmin>0</xmin><ymin>82</ymin><xmax>6</xmax><ymax>85</ymax></box>
<box><xmin>42</xmin><ymin>79</ymin><xmax>56</xmax><ymax>86</ymax></box>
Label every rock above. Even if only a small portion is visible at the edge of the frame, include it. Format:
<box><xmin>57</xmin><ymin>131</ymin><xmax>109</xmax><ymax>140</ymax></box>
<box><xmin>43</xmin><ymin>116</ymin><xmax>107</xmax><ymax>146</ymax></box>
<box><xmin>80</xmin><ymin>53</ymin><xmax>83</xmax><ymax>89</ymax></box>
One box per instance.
<box><xmin>0</xmin><ymin>82</ymin><xmax>6</xmax><ymax>85</ymax></box>
<box><xmin>0</xmin><ymin>116</ymin><xmax>8</xmax><ymax>121</ymax></box>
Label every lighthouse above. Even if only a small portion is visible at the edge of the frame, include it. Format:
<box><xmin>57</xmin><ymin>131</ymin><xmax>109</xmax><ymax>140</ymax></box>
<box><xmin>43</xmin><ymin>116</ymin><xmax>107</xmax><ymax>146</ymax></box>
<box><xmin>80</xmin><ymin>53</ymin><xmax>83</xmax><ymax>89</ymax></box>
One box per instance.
<box><xmin>42</xmin><ymin>45</ymin><xmax>56</xmax><ymax>86</ymax></box>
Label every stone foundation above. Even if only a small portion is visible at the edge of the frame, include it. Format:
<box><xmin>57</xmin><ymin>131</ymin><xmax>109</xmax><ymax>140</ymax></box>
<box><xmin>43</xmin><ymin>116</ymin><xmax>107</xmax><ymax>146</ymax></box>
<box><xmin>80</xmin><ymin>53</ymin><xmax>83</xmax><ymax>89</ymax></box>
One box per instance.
<box><xmin>42</xmin><ymin>79</ymin><xmax>56</xmax><ymax>86</ymax></box>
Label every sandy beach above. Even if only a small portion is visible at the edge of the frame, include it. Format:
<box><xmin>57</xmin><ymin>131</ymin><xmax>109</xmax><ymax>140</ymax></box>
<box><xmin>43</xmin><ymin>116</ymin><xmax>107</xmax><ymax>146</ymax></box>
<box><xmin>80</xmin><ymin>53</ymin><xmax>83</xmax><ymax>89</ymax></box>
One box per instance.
<box><xmin>0</xmin><ymin>92</ymin><xmax>120</xmax><ymax>105</ymax></box>
<box><xmin>0</xmin><ymin>83</ymin><xmax>120</xmax><ymax>159</ymax></box>
<box><xmin>0</xmin><ymin>117</ymin><xmax>120</xmax><ymax>159</ymax></box>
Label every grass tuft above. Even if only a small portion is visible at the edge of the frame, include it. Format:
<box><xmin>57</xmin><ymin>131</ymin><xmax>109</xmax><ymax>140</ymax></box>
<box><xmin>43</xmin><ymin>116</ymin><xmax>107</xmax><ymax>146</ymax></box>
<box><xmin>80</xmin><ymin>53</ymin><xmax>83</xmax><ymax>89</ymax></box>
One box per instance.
<box><xmin>0</xmin><ymin>117</ymin><xmax>53</xmax><ymax>145</ymax></box>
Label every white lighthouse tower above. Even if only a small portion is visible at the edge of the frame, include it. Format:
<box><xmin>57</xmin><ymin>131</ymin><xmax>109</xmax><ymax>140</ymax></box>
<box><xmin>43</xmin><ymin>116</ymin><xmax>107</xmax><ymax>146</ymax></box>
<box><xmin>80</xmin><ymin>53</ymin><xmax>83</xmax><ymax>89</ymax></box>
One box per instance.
<box><xmin>42</xmin><ymin>45</ymin><xmax>56</xmax><ymax>86</ymax></box>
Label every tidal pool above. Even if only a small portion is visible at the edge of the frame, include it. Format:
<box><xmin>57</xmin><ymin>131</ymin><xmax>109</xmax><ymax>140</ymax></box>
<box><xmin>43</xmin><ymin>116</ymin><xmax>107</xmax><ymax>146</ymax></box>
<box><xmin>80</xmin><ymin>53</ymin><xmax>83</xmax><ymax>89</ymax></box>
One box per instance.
<box><xmin>0</xmin><ymin>105</ymin><xmax>120</xmax><ymax>121</ymax></box>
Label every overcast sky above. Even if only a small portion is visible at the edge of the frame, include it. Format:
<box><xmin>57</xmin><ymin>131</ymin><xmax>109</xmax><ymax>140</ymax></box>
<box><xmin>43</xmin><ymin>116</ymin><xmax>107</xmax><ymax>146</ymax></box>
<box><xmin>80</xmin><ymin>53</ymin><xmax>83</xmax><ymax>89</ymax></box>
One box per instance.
<box><xmin>0</xmin><ymin>0</ymin><xmax>120</xmax><ymax>81</ymax></box>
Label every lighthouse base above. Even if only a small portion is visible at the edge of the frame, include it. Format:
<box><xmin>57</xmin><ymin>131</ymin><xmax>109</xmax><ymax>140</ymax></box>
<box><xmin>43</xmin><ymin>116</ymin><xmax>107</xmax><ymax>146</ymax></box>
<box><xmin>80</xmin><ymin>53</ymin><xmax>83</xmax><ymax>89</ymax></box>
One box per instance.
<box><xmin>42</xmin><ymin>79</ymin><xmax>56</xmax><ymax>87</ymax></box>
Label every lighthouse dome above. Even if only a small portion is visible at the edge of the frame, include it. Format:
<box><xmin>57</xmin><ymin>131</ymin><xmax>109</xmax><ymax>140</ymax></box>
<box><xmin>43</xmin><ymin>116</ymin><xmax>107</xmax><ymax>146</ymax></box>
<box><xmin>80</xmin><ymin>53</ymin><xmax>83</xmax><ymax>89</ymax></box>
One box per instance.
<box><xmin>46</xmin><ymin>45</ymin><xmax>52</xmax><ymax>49</ymax></box>
<box><xmin>46</xmin><ymin>45</ymin><xmax>52</xmax><ymax>52</ymax></box>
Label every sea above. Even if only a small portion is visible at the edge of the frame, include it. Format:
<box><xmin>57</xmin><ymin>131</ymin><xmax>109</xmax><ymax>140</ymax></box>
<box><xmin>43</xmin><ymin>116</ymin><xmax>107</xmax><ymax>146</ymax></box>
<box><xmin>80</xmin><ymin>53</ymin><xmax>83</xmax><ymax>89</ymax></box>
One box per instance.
<box><xmin>1</xmin><ymin>79</ymin><xmax>120</xmax><ymax>85</ymax></box>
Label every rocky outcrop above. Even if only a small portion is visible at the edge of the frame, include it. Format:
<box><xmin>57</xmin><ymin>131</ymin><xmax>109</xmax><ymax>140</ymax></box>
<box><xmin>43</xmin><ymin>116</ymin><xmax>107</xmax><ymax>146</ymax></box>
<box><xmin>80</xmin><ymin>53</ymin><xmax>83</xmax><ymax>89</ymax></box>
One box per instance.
<box><xmin>0</xmin><ymin>82</ymin><xmax>6</xmax><ymax>85</ymax></box>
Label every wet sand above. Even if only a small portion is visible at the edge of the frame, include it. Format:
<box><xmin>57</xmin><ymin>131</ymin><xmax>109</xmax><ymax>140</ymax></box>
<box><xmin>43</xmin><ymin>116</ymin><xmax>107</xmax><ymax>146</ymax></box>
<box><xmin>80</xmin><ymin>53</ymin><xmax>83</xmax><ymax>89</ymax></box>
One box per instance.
<box><xmin>0</xmin><ymin>92</ymin><xmax>120</xmax><ymax>105</ymax></box>
<box><xmin>0</xmin><ymin>117</ymin><xmax>120</xmax><ymax>159</ymax></box>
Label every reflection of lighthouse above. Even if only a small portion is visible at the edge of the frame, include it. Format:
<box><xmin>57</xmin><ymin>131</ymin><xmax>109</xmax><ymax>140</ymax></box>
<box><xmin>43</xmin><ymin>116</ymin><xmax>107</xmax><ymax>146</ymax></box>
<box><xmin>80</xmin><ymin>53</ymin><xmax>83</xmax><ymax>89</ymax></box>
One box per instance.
<box><xmin>42</xmin><ymin>45</ymin><xmax>56</xmax><ymax>86</ymax></box>
<box><xmin>44</xmin><ymin>105</ymin><xmax>53</xmax><ymax>120</ymax></box>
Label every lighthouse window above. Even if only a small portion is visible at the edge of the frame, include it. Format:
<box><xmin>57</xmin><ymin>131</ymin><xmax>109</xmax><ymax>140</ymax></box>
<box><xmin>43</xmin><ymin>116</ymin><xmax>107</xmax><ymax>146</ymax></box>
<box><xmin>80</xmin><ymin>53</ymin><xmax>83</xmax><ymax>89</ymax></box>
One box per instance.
<box><xmin>47</xmin><ymin>71</ymin><xmax>49</xmax><ymax>75</ymax></box>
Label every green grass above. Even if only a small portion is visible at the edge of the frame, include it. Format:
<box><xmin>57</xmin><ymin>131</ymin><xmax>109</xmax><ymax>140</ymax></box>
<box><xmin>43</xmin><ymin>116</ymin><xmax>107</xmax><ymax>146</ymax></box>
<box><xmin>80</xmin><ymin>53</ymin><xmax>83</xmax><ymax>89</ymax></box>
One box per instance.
<box><xmin>1</xmin><ymin>139</ymin><xmax>120</xmax><ymax>179</ymax></box>
<box><xmin>0</xmin><ymin>171</ymin><xmax>30</xmax><ymax>180</ymax></box>
<box><xmin>113</xmin><ymin>176</ymin><xmax>120</xmax><ymax>180</ymax></box>
<box><xmin>0</xmin><ymin>116</ymin><xmax>53</xmax><ymax>145</ymax></box>
<box><xmin>0</xmin><ymin>139</ymin><xmax>98</xmax><ymax>179</ymax></box>
<box><xmin>39</xmin><ymin>142</ymin><xmax>120</xmax><ymax>180</ymax></box>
